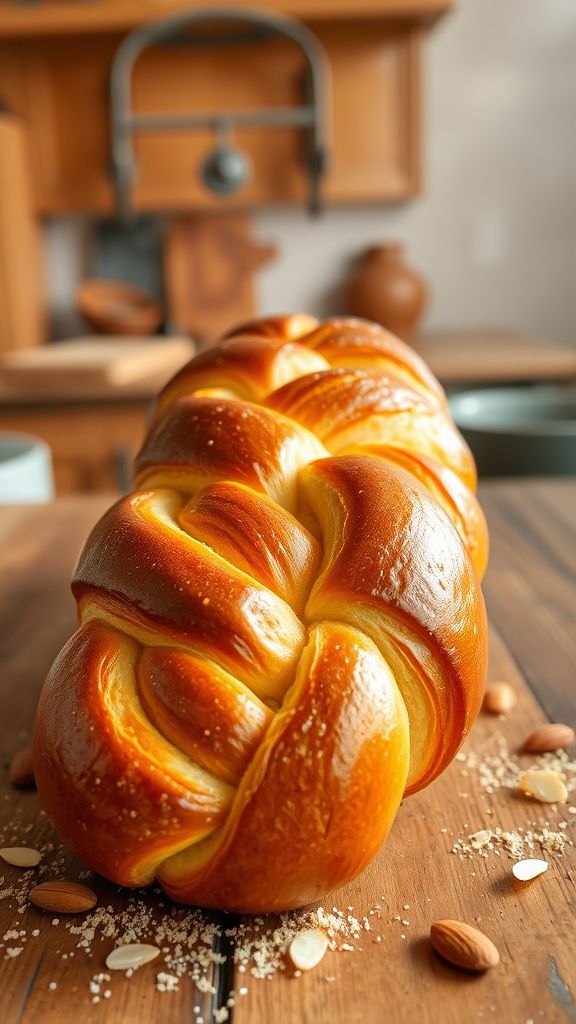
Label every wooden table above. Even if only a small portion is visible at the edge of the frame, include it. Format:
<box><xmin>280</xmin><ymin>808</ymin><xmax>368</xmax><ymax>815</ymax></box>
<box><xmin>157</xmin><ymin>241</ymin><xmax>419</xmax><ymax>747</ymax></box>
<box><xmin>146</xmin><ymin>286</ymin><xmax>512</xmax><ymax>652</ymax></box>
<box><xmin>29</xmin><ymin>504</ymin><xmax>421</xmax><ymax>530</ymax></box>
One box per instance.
<box><xmin>0</xmin><ymin>481</ymin><xmax>575</xmax><ymax>1023</ymax></box>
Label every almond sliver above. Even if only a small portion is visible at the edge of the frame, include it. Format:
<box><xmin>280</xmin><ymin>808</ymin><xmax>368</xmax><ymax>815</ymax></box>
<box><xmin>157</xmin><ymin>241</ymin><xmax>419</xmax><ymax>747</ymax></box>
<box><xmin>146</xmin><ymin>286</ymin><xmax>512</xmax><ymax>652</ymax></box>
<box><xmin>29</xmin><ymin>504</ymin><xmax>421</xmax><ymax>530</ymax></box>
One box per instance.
<box><xmin>289</xmin><ymin>928</ymin><xmax>328</xmax><ymax>971</ymax></box>
<box><xmin>512</xmin><ymin>859</ymin><xmax>548</xmax><ymax>882</ymax></box>
<box><xmin>0</xmin><ymin>846</ymin><xmax>42</xmax><ymax>868</ymax></box>
<box><xmin>106</xmin><ymin>943</ymin><xmax>161</xmax><ymax>971</ymax></box>
<box><xmin>519</xmin><ymin>769</ymin><xmax>568</xmax><ymax>803</ymax></box>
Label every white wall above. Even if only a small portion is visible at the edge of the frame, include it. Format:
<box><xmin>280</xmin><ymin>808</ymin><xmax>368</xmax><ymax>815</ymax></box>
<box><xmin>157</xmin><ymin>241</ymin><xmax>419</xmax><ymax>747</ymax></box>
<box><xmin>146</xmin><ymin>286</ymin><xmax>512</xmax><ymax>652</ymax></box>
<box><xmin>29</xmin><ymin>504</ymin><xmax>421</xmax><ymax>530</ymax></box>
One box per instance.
<box><xmin>45</xmin><ymin>0</ymin><xmax>576</xmax><ymax>343</ymax></box>
<box><xmin>254</xmin><ymin>0</ymin><xmax>576</xmax><ymax>343</ymax></box>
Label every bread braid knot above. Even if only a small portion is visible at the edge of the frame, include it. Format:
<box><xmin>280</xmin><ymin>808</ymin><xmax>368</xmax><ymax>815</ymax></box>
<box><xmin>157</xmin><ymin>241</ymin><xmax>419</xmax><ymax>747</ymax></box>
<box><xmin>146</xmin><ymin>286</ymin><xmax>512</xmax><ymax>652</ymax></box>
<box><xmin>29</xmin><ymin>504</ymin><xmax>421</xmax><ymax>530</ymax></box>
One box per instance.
<box><xmin>34</xmin><ymin>316</ymin><xmax>488</xmax><ymax>912</ymax></box>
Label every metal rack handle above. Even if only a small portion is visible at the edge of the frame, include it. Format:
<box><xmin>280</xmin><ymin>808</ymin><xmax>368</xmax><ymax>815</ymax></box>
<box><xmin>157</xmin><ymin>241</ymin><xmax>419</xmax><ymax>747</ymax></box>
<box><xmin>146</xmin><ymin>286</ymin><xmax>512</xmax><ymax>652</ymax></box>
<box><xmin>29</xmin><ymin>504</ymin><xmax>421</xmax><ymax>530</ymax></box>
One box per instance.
<box><xmin>110</xmin><ymin>5</ymin><xmax>330</xmax><ymax>218</ymax></box>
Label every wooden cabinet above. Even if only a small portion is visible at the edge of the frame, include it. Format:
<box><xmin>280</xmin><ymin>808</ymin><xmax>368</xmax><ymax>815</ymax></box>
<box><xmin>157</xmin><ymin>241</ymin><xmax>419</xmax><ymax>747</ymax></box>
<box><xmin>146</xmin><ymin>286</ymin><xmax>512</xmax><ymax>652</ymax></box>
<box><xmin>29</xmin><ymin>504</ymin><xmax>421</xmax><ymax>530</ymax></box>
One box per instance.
<box><xmin>0</xmin><ymin>399</ymin><xmax>150</xmax><ymax>494</ymax></box>
<box><xmin>0</xmin><ymin>1</ymin><xmax>453</xmax><ymax>214</ymax></box>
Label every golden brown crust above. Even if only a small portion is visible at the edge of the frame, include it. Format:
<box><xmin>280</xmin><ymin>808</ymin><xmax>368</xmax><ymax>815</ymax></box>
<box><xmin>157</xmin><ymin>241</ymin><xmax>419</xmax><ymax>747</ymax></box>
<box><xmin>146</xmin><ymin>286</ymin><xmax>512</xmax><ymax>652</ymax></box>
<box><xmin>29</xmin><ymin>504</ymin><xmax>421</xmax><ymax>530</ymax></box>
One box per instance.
<box><xmin>72</xmin><ymin>489</ymin><xmax>305</xmax><ymax>699</ymax></box>
<box><xmin>178</xmin><ymin>481</ymin><xmax>321</xmax><ymax>614</ymax></box>
<box><xmin>153</xmin><ymin>335</ymin><xmax>327</xmax><ymax>422</ymax></box>
<box><xmin>34</xmin><ymin>313</ymin><xmax>487</xmax><ymax>912</ymax></box>
<box><xmin>302</xmin><ymin>317</ymin><xmax>446</xmax><ymax>406</ymax></box>
<box><xmin>267</xmin><ymin>367</ymin><xmax>476</xmax><ymax>489</ymax></box>
<box><xmin>347</xmin><ymin>444</ymin><xmax>489</xmax><ymax>578</ymax></box>
<box><xmin>158</xmin><ymin>622</ymin><xmax>410</xmax><ymax>912</ymax></box>
<box><xmin>33</xmin><ymin>621</ymin><xmax>234</xmax><ymax>887</ymax></box>
<box><xmin>135</xmin><ymin>396</ymin><xmax>328</xmax><ymax>514</ymax></box>
<box><xmin>223</xmin><ymin>312</ymin><xmax>319</xmax><ymax>341</ymax></box>
<box><xmin>137</xmin><ymin>648</ymin><xmax>272</xmax><ymax>786</ymax></box>
<box><xmin>300</xmin><ymin>456</ymin><xmax>487</xmax><ymax>792</ymax></box>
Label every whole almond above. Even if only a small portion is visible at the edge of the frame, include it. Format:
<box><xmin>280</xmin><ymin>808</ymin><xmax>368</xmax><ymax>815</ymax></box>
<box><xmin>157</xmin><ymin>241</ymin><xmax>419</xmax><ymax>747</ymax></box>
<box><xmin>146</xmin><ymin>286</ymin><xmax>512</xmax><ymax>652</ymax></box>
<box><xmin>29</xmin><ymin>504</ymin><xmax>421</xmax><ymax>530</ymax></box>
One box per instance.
<box><xmin>9</xmin><ymin>746</ymin><xmax>36</xmax><ymax>788</ymax></box>
<box><xmin>483</xmin><ymin>682</ymin><xmax>516</xmax><ymax>715</ymax></box>
<box><xmin>430</xmin><ymin>920</ymin><xmax>500</xmax><ymax>972</ymax></box>
<box><xmin>522</xmin><ymin>723</ymin><xmax>574</xmax><ymax>753</ymax></box>
<box><xmin>28</xmin><ymin>880</ymin><xmax>97</xmax><ymax>914</ymax></box>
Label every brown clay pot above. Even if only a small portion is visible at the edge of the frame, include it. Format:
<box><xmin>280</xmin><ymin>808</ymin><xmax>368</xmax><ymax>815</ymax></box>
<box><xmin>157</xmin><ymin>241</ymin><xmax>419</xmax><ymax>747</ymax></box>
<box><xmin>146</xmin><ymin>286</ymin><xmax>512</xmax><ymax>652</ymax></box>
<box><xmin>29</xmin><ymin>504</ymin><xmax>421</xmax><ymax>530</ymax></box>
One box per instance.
<box><xmin>346</xmin><ymin>243</ymin><xmax>428</xmax><ymax>341</ymax></box>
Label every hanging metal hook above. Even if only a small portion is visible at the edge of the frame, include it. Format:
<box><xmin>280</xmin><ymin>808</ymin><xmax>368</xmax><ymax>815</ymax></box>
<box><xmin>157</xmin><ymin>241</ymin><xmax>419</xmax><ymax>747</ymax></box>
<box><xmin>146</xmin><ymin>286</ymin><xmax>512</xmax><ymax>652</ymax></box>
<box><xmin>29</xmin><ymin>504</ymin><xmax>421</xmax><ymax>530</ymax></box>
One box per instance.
<box><xmin>109</xmin><ymin>6</ymin><xmax>330</xmax><ymax>221</ymax></box>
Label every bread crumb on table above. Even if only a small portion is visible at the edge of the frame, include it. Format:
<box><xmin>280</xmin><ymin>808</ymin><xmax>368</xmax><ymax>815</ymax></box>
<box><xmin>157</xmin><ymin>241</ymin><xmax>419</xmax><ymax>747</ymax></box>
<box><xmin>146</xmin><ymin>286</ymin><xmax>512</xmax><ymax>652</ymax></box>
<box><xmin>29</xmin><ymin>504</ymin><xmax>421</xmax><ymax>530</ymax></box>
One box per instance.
<box><xmin>0</xmin><ymin>730</ymin><xmax>573</xmax><ymax>1016</ymax></box>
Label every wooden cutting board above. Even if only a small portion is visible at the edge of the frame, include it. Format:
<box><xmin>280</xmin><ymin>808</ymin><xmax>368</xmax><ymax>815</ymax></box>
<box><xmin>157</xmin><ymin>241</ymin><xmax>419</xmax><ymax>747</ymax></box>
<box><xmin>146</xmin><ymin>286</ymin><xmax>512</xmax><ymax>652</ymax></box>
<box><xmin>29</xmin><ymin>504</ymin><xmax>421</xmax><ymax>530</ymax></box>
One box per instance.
<box><xmin>0</xmin><ymin>482</ymin><xmax>574</xmax><ymax>1023</ymax></box>
<box><xmin>164</xmin><ymin>214</ymin><xmax>276</xmax><ymax>344</ymax></box>
<box><xmin>0</xmin><ymin>337</ymin><xmax>194</xmax><ymax>395</ymax></box>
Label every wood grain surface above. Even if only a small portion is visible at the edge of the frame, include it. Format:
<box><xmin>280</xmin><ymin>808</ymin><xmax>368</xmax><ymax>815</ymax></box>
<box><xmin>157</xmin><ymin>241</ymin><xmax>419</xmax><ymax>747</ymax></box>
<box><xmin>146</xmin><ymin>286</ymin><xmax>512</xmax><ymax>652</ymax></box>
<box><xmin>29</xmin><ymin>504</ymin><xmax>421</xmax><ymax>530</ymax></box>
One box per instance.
<box><xmin>0</xmin><ymin>482</ymin><xmax>574</xmax><ymax>1023</ymax></box>
<box><xmin>164</xmin><ymin>215</ymin><xmax>276</xmax><ymax>343</ymax></box>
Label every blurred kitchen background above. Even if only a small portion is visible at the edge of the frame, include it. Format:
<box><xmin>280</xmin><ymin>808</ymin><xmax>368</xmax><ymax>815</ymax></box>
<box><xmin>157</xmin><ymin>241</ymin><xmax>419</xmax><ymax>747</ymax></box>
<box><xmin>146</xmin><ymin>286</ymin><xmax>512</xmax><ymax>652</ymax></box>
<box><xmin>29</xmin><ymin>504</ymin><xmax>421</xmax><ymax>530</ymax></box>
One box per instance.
<box><xmin>1</xmin><ymin>0</ymin><xmax>575</xmax><ymax>499</ymax></box>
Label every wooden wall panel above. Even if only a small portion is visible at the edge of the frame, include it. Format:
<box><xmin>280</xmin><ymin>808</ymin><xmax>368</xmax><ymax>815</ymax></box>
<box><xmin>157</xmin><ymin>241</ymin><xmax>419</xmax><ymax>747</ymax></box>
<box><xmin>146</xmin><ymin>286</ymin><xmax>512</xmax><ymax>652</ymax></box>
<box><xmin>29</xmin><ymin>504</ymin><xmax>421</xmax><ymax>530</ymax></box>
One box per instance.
<box><xmin>0</xmin><ymin>21</ymin><xmax>421</xmax><ymax>214</ymax></box>
<box><xmin>322</xmin><ymin>23</ymin><xmax>421</xmax><ymax>200</ymax></box>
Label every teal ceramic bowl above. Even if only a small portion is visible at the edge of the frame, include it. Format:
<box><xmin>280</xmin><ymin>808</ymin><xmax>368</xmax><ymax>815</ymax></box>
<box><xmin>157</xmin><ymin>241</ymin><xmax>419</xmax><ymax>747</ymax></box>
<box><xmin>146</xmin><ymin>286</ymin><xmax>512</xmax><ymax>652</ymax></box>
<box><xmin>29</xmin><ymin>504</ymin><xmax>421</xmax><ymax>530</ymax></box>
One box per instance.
<box><xmin>0</xmin><ymin>432</ymin><xmax>54</xmax><ymax>502</ymax></box>
<box><xmin>449</xmin><ymin>385</ymin><xmax>576</xmax><ymax>477</ymax></box>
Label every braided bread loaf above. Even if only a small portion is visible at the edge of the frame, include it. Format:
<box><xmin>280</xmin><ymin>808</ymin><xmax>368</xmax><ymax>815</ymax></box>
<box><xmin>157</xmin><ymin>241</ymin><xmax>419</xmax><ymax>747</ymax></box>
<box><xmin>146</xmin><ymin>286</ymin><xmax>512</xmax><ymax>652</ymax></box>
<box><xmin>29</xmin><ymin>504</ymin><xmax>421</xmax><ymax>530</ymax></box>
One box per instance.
<box><xmin>34</xmin><ymin>315</ymin><xmax>488</xmax><ymax>913</ymax></box>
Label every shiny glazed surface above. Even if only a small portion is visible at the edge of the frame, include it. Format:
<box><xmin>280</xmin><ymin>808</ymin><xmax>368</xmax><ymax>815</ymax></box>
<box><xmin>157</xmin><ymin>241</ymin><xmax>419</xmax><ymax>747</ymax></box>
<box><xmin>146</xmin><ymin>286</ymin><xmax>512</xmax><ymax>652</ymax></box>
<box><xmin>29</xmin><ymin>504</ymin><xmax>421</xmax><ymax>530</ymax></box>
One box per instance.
<box><xmin>34</xmin><ymin>315</ymin><xmax>488</xmax><ymax>912</ymax></box>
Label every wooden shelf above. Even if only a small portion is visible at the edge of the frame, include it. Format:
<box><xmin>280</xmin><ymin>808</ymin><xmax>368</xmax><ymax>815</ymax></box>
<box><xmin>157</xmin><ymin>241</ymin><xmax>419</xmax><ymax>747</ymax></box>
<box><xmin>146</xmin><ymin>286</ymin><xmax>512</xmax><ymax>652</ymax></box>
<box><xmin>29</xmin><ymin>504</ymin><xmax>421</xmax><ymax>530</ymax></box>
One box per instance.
<box><xmin>0</xmin><ymin>0</ymin><xmax>454</xmax><ymax>212</ymax></box>
<box><xmin>0</xmin><ymin>1</ymin><xmax>454</xmax><ymax>38</ymax></box>
<box><xmin>0</xmin><ymin>20</ymin><xmax>425</xmax><ymax>212</ymax></box>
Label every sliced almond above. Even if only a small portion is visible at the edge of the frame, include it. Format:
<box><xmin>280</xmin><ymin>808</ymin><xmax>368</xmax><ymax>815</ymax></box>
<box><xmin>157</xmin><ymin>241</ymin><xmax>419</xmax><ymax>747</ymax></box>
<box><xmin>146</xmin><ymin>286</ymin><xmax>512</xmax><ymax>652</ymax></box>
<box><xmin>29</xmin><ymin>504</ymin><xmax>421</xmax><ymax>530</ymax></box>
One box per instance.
<box><xmin>519</xmin><ymin>768</ymin><xmax>568</xmax><ymax>803</ymax></box>
<box><xmin>288</xmin><ymin>928</ymin><xmax>328</xmax><ymax>971</ymax></box>
<box><xmin>483</xmin><ymin>682</ymin><xmax>516</xmax><ymax>715</ymax></box>
<box><xmin>28</xmin><ymin>880</ymin><xmax>97</xmax><ymax>914</ymax></box>
<box><xmin>106</xmin><ymin>943</ymin><xmax>161</xmax><ymax>971</ymax></box>
<box><xmin>9</xmin><ymin>746</ymin><xmax>36</xmax><ymax>788</ymax></box>
<box><xmin>512</xmin><ymin>859</ymin><xmax>548</xmax><ymax>882</ymax></box>
<box><xmin>522</xmin><ymin>724</ymin><xmax>574</xmax><ymax>753</ymax></box>
<box><xmin>0</xmin><ymin>846</ymin><xmax>42</xmax><ymax>868</ymax></box>
<box><xmin>430</xmin><ymin>920</ymin><xmax>500</xmax><ymax>972</ymax></box>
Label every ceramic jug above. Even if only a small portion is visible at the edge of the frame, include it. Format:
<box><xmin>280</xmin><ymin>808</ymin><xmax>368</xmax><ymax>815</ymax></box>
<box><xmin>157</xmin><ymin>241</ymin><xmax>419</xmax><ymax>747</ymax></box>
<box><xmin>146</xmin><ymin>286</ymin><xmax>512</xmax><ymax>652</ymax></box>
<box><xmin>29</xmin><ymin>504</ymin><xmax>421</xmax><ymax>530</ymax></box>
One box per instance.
<box><xmin>346</xmin><ymin>242</ymin><xmax>427</xmax><ymax>341</ymax></box>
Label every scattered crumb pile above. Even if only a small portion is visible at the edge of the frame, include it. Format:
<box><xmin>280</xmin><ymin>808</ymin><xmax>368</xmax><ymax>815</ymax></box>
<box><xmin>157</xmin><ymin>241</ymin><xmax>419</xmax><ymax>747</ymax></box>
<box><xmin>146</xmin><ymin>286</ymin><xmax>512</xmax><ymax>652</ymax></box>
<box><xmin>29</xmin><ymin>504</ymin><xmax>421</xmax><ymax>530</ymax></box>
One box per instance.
<box><xmin>454</xmin><ymin>736</ymin><xmax>576</xmax><ymax>796</ymax></box>
<box><xmin>74</xmin><ymin>897</ymin><xmax>379</xmax><ymax>999</ymax></box>
<box><xmin>451</xmin><ymin>735</ymin><xmax>576</xmax><ymax>860</ymax></box>
<box><xmin>0</xmin><ymin>816</ymin><xmax>405</xmax><ymax>1019</ymax></box>
<box><xmin>452</xmin><ymin>821</ymin><xmax>572</xmax><ymax>860</ymax></box>
<box><xmin>1</xmin><ymin>731</ymin><xmax>574</xmax><ymax>1017</ymax></box>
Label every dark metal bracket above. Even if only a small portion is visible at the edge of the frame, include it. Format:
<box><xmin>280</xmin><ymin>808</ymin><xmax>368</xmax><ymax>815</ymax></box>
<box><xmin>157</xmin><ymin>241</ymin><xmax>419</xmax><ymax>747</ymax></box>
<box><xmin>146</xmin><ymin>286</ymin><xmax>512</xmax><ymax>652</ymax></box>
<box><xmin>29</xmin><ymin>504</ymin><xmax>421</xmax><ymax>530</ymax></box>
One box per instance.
<box><xmin>109</xmin><ymin>6</ymin><xmax>330</xmax><ymax>220</ymax></box>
